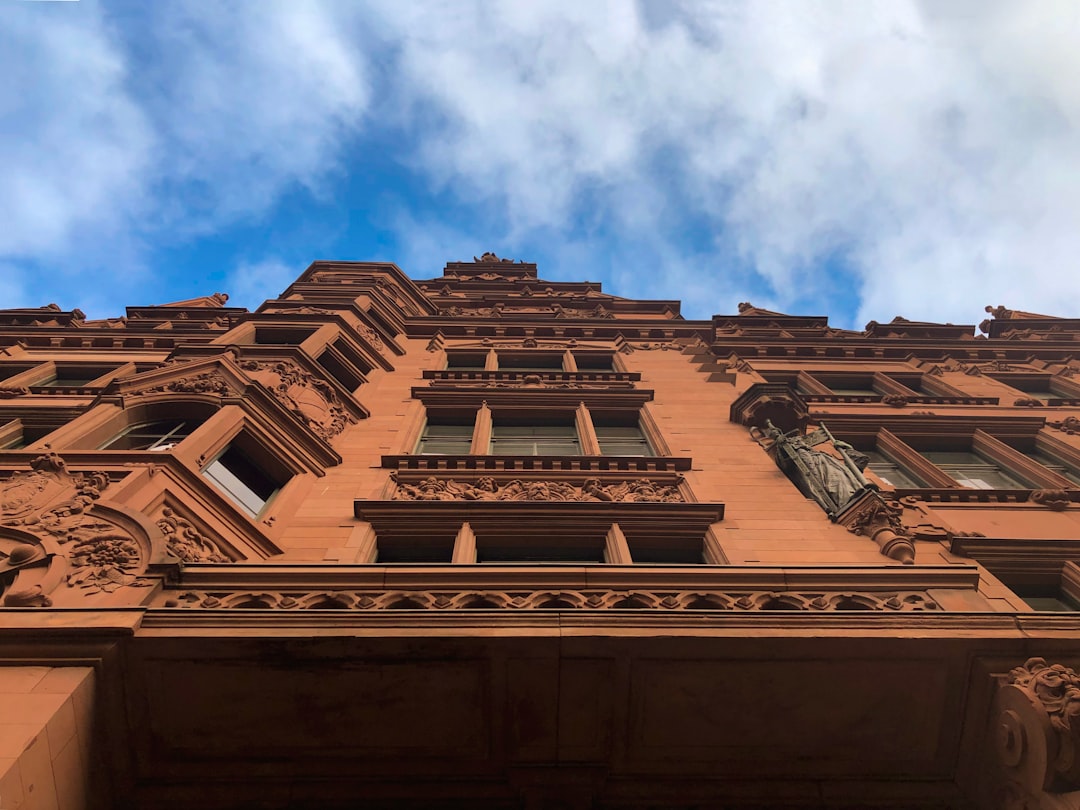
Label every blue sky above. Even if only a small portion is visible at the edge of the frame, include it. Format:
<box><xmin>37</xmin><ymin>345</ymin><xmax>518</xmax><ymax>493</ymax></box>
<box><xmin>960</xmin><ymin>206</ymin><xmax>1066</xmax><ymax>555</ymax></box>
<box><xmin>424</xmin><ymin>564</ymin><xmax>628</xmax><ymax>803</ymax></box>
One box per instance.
<box><xmin>3</xmin><ymin>1</ymin><xmax>1079</xmax><ymax>328</ymax></box>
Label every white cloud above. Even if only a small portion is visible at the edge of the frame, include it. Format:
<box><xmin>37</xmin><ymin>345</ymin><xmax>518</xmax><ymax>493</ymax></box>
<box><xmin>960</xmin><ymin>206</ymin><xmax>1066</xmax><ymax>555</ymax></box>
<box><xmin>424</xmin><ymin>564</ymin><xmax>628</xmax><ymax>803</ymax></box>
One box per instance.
<box><xmin>371</xmin><ymin>0</ymin><xmax>1080</xmax><ymax>326</ymax></box>
<box><xmin>0</xmin><ymin>3</ymin><xmax>153</xmax><ymax>259</ymax></box>
<box><xmin>224</xmin><ymin>257</ymin><xmax>299</xmax><ymax>311</ymax></box>
<box><xmin>5</xmin><ymin>1</ymin><xmax>1080</xmax><ymax>327</ymax></box>
<box><xmin>0</xmin><ymin>1</ymin><xmax>371</xmax><ymax>314</ymax></box>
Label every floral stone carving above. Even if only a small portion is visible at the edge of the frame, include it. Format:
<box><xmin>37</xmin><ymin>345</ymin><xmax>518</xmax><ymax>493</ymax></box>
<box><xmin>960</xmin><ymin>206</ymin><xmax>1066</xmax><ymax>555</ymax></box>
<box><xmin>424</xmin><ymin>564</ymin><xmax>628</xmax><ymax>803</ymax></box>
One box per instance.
<box><xmin>0</xmin><ymin>454</ymin><xmax>151</xmax><ymax>597</ymax></box>
<box><xmin>995</xmin><ymin>658</ymin><xmax>1080</xmax><ymax>797</ymax></box>
<box><xmin>145</xmin><ymin>371</ymin><xmax>235</xmax><ymax>397</ymax></box>
<box><xmin>240</xmin><ymin>359</ymin><xmax>356</xmax><ymax>441</ymax></box>
<box><xmin>392</xmin><ymin>476</ymin><xmax>685</xmax><ymax>503</ymax></box>
<box><xmin>157</xmin><ymin>507</ymin><xmax>231</xmax><ymax>563</ymax></box>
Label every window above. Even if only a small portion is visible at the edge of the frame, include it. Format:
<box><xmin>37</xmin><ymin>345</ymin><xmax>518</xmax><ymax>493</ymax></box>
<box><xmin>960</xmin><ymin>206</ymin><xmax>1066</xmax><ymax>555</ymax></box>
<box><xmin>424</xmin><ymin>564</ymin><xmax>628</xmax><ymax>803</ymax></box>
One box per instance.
<box><xmin>413</xmin><ymin>404</ymin><xmax>661</xmax><ymax>458</ymax></box>
<box><xmin>253</xmin><ymin>326</ymin><xmax>317</xmax><ymax>345</ymax></box>
<box><xmin>575</xmin><ymin>353</ymin><xmax>615</xmax><ymax>371</ymax></box>
<box><xmin>840</xmin><ymin>427</ymin><xmax>1056</xmax><ymax>492</ymax></box>
<box><xmin>1015</xmin><ymin>588</ymin><xmax>1080</xmax><ymax>612</ymax></box>
<box><xmin>314</xmin><ymin>338</ymin><xmax>373</xmax><ymax>393</ymax></box>
<box><xmin>490</xmin><ymin>421</ymin><xmax>580</xmax><ymax>455</ymax></box>
<box><xmin>417</xmin><ymin>419</ymin><xmax>474</xmax><ymax>454</ymax></box>
<box><xmin>921</xmin><ymin>450</ymin><xmax>1025</xmax><ymax>490</ymax></box>
<box><xmin>497</xmin><ymin>353</ymin><xmax>565</xmax><ymax>372</ymax></box>
<box><xmin>988</xmin><ymin>373</ymin><xmax>1080</xmax><ymax>403</ymax></box>
<box><xmin>862</xmin><ymin>449</ymin><xmax>922</xmax><ymax>488</ymax></box>
<box><xmin>101</xmin><ymin>419</ymin><xmax>198</xmax><ymax>451</ymax></box>
<box><xmin>594</xmin><ymin>422</ymin><xmax>653</xmax><ymax>456</ymax></box>
<box><xmin>446</xmin><ymin>352</ymin><xmax>487</xmax><ymax>370</ymax></box>
<box><xmin>1022</xmin><ymin>448</ymin><xmax>1080</xmax><ymax>485</ymax></box>
<box><xmin>38</xmin><ymin>365</ymin><xmax>119</xmax><ymax>387</ymax></box>
<box><xmin>202</xmin><ymin>441</ymin><xmax>289</xmax><ymax>518</ymax></box>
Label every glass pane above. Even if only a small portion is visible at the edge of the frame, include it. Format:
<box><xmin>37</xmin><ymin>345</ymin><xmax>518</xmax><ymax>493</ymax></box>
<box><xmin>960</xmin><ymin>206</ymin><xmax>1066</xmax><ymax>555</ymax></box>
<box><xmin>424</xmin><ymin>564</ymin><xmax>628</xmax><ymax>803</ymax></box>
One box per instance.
<box><xmin>1026</xmin><ymin>450</ymin><xmax>1080</xmax><ymax>485</ymax></box>
<box><xmin>104</xmin><ymin>420</ymin><xmax>193</xmax><ymax>451</ymax></box>
<box><xmin>862</xmin><ymin>450</ymin><xmax>921</xmax><ymax>488</ymax></box>
<box><xmin>595</xmin><ymin>425</ymin><xmax>653</xmax><ymax>456</ymax></box>
<box><xmin>923</xmin><ymin>451</ymin><xmax>1024</xmax><ymax>489</ymax></box>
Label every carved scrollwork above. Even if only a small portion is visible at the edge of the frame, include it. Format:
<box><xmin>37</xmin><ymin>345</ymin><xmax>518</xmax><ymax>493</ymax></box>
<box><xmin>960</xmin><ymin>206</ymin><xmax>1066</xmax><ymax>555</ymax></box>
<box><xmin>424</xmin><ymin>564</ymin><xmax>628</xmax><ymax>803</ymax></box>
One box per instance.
<box><xmin>1030</xmin><ymin>490</ymin><xmax>1072</xmax><ymax>511</ymax></box>
<box><xmin>157</xmin><ymin>507</ymin><xmax>231</xmax><ymax>563</ymax></box>
<box><xmin>1047</xmin><ymin>416</ymin><xmax>1080</xmax><ymax>435</ymax></box>
<box><xmin>837</xmin><ymin>491</ymin><xmax>916</xmax><ymax>565</ymax></box>
<box><xmin>239</xmin><ymin>359</ymin><xmax>356</xmax><ymax>441</ymax></box>
<box><xmin>994</xmin><ymin>657</ymin><xmax>1080</xmax><ymax>798</ymax></box>
<box><xmin>160</xmin><ymin>587</ymin><xmax>940</xmax><ymax>612</ymax></box>
<box><xmin>391</xmin><ymin>476</ymin><xmax>685</xmax><ymax>503</ymax></box>
<box><xmin>1</xmin><ymin>454</ymin><xmax>151</xmax><ymax>598</ymax></box>
<box><xmin>357</xmin><ymin>324</ymin><xmax>386</xmax><ymax>355</ymax></box>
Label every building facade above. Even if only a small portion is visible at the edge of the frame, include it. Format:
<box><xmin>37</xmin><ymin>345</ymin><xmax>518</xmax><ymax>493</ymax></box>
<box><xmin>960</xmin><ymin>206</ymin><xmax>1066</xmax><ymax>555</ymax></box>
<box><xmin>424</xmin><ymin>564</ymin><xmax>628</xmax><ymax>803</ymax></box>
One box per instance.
<box><xmin>0</xmin><ymin>255</ymin><xmax>1079</xmax><ymax>809</ymax></box>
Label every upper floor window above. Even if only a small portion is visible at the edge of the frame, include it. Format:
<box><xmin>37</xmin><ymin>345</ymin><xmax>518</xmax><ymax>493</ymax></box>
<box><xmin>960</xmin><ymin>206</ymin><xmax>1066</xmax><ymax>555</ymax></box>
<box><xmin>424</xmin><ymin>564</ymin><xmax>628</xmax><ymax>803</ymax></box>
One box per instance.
<box><xmin>101</xmin><ymin>419</ymin><xmax>199</xmax><ymax>451</ymax></box>
<box><xmin>849</xmin><ymin>427</ymin><xmax>1077</xmax><ymax>492</ymax></box>
<box><xmin>417</xmin><ymin>418</ymin><xmax>474</xmax><ymax>454</ymax></box>
<box><xmin>202</xmin><ymin>439</ymin><xmax>290</xmax><ymax>519</ymax></box>
<box><xmin>490</xmin><ymin>419</ymin><xmax>580</xmax><ymax>455</ymax></box>
<box><xmin>443</xmin><ymin>350</ymin><xmax>617</xmax><ymax>373</ymax></box>
<box><xmin>920</xmin><ymin>450</ymin><xmax>1025</xmax><ymax>490</ymax></box>
<box><xmin>38</xmin><ymin>365</ymin><xmax>120</xmax><ymax>387</ymax></box>
<box><xmin>594</xmin><ymin>422</ymin><xmax>653</xmax><ymax>456</ymax></box>
<box><xmin>412</xmin><ymin>402</ymin><xmax>662</xmax><ymax>459</ymax></box>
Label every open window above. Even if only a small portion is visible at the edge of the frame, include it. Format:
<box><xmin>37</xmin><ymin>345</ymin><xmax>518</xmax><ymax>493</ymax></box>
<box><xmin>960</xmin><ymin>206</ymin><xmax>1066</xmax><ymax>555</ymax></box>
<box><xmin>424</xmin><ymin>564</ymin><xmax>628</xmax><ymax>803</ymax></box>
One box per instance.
<box><xmin>202</xmin><ymin>436</ymin><xmax>291</xmax><ymax>519</ymax></box>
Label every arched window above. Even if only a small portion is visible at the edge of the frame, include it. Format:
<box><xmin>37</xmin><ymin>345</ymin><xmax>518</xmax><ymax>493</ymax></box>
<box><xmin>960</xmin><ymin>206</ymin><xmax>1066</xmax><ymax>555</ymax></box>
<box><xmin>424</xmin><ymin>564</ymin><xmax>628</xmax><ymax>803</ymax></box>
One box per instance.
<box><xmin>102</xmin><ymin>419</ymin><xmax>200</xmax><ymax>451</ymax></box>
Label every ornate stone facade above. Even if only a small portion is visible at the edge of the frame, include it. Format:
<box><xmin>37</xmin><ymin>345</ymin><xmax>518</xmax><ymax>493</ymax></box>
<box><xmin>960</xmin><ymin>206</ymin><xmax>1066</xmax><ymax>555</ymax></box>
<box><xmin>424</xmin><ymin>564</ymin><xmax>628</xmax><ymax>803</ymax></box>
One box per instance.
<box><xmin>0</xmin><ymin>261</ymin><xmax>1079</xmax><ymax>809</ymax></box>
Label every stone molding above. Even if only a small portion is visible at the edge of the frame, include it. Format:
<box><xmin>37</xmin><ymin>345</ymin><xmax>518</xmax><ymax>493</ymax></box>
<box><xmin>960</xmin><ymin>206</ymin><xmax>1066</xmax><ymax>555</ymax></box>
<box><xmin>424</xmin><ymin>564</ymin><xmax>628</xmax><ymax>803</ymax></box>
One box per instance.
<box><xmin>390</xmin><ymin>475</ymin><xmax>685</xmax><ymax>503</ymax></box>
<box><xmin>158</xmin><ymin>587</ymin><xmax>941</xmax><ymax>612</ymax></box>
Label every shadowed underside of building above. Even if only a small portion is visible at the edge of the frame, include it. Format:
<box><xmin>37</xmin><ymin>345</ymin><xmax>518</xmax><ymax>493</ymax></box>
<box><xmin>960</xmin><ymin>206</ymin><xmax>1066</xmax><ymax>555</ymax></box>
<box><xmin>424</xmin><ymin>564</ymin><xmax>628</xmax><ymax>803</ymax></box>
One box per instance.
<box><xmin>1</xmin><ymin>256</ymin><xmax>1079</xmax><ymax>809</ymax></box>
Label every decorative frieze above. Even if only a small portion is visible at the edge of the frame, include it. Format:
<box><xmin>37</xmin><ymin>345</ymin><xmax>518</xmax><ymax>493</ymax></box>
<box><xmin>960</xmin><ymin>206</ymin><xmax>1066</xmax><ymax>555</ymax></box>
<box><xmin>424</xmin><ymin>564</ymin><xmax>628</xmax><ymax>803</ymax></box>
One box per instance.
<box><xmin>391</xmin><ymin>475</ymin><xmax>685</xmax><ymax>503</ymax></box>
<box><xmin>144</xmin><ymin>371</ymin><xmax>235</xmax><ymax>397</ymax></box>
<box><xmin>158</xmin><ymin>587</ymin><xmax>941</xmax><ymax>612</ymax></box>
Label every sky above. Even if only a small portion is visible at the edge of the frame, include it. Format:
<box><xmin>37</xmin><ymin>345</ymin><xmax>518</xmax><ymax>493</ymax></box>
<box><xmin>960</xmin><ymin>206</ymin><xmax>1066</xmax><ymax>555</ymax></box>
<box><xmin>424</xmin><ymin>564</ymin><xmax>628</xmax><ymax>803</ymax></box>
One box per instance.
<box><xmin>3</xmin><ymin>0</ymin><xmax>1080</xmax><ymax>329</ymax></box>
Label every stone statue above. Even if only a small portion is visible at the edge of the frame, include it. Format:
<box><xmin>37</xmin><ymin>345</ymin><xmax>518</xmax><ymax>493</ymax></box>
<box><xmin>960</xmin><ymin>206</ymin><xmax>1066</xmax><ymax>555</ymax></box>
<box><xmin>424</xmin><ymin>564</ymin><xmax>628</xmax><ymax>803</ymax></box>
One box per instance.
<box><xmin>759</xmin><ymin>421</ymin><xmax>871</xmax><ymax>516</ymax></box>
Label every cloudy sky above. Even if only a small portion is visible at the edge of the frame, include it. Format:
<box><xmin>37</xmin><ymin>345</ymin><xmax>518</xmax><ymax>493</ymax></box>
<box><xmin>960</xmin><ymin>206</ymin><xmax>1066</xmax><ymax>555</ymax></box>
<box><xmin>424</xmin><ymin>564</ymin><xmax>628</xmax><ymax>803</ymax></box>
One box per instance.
<box><xmin>2</xmin><ymin>1</ymin><xmax>1078</xmax><ymax>328</ymax></box>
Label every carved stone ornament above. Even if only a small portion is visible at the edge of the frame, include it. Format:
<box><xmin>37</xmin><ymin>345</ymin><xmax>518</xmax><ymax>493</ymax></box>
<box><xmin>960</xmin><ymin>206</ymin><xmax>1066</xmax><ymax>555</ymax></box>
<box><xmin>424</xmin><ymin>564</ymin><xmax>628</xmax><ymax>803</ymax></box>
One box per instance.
<box><xmin>881</xmin><ymin>394</ymin><xmax>909</xmax><ymax>407</ymax></box>
<box><xmin>391</xmin><ymin>476</ymin><xmax>685</xmax><ymax>503</ymax></box>
<box><xmin>837</xmin><ymin>491</ymin><xmax>916</xmax><ymax>565</ymax></box>
<box><xmin>144</xmin><ymin>370</ymin><xmax>234</xmax><ymax>397</ymax></box>
<box><xmin>1030</xmin><ymin>489</ymin><xmax>1072</xmax><ymax>511</ymax></box>
<box><xmin>994</xmin><ymin>658</ymin><xmax>1080</xmax><ymax>799</ymax></box>
<box><xmin>160</xmin><ymin>587</ymin><xmax>940</xmax><ymax>612</ymax></box>
<box><xmin>474</xmin><ymin>252</ymin><xmax>514</xmax><ymax>264</ymax></box>
<box><xmin>240</xmin><ymin>359</ymin><xmax>356</xmax><ymax>441</ymax></box>
<box><xmin>0</xmin><ymin>454</ymin><xmax>151</xmax><ymax>598</ymax></box>
<box><xmin>0</xmin><ymin>386</ymin><xmax>30</xmax><ymax>399</ymax></box>
<box><xmin>1047</xmin><ymin>416</ymin><xmax>1080</xmax><ymax>435</ymax></box>
<box><xmin>357</xmin><ymin>324</ymin><xmax>386</xmax><ymax>354</ymax></box>
<box><xmin>157</xmin><ymin>507</ymin><xmax>231</xmax><ymax>563</ymax></box>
